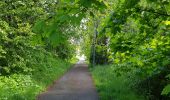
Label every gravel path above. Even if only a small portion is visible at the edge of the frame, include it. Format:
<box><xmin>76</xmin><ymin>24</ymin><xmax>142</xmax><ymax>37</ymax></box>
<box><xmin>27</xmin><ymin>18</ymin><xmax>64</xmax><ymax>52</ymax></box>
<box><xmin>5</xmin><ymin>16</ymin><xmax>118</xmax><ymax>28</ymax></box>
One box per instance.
<box><xmin>38</xmin><ymin>62</ymin><xmax>99</xmax><ymax>100</ymax></box>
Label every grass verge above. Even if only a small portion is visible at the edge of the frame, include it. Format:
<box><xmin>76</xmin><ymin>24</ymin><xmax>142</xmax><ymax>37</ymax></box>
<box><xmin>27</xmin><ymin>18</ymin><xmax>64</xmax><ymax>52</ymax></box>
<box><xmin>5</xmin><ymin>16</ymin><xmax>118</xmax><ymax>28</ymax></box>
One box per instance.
<box><xmin>91</xmin><ymin>65</ymin><xmax>145</xmax><ymax>100</ymax></box>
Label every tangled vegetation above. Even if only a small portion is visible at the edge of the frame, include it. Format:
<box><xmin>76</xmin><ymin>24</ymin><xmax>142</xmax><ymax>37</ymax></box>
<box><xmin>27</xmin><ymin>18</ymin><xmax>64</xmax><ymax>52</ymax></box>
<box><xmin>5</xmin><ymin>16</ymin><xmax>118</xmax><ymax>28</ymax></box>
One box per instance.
<box><xmin>82</xmin><ymin>0</ymin><xmax>170</xmax><ymax>99</ymax></box>
<box><xmin>0</xmin><ymin>0</ymin><xmax>77</xmax><ymax>99</ymax></box>
<box><xmin>0</xmin><ymin>52</ymin><xmax>71</xmax><ymax>100</ymax></box>
<box><xmin>0</xmin><ymin>0</ymin><xmax>170</xmax><ymax>100</ymax></box>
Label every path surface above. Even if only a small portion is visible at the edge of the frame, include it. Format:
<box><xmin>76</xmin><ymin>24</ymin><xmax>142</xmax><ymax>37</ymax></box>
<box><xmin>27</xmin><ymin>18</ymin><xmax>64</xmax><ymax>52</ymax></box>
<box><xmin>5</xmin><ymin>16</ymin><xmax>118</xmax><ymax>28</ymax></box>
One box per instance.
<box><xmin>38</xmin><ymin>61</ymin><xmax>99</xmax><ymax>100</ymax></box>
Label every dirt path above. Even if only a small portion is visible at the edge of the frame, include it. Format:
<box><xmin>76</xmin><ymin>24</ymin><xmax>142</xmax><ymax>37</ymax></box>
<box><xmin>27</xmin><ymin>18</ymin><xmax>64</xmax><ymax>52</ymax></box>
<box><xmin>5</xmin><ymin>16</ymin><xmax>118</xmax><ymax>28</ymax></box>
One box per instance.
<box><xmin>38</xmin><ymin>61</ymin><xmax>99</xmax><ymax>100</ymax></box>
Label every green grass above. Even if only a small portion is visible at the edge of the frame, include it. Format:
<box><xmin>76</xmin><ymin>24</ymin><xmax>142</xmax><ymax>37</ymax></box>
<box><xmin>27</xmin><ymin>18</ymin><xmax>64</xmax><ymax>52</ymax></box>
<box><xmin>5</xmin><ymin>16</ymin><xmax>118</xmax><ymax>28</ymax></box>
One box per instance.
<box><xmin>91</xmin><ymin>65</ymin><xmax>145</xmax><ymax>100</ymax></box>
<box><xmin>0</xmin><ymin>51</ymin><xmax>72</xmax><ymax>100</ymax></box>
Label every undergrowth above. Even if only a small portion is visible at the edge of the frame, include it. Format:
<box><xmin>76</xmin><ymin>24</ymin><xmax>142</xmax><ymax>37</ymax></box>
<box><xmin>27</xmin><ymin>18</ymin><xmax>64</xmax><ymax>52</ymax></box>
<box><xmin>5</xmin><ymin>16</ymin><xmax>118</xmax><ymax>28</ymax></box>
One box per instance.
<box><xmin>91</xmin><ymin>65</ymin><xmax>145</xmax><ymax>100</ymax></box>
<box><xmin>0</xmin><ymin>49</ymin><xmax>72</xmax><ymax>100</ymax></box>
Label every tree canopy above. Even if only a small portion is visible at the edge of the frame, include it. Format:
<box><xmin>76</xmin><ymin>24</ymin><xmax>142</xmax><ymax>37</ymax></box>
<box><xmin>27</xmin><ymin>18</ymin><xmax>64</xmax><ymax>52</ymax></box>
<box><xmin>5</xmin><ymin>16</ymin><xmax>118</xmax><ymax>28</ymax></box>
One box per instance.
<box><xmin>0</xmin><ymin>0</ymin><xmax>170</xmax><ymax>99</ymax></box>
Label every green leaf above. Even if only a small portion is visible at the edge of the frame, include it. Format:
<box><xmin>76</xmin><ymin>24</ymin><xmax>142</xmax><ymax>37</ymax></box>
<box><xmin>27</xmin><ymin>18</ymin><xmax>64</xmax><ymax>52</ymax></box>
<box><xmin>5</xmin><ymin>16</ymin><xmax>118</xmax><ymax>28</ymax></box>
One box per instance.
<box><xmin>162</xmin><ymin>84</ymin><xmax>170</xmax><ymax>95</ymax></box>
<box><xmin>32</xmin><ymin>20</ymin><xmax>46</xmax><ymax>34</ymax></box>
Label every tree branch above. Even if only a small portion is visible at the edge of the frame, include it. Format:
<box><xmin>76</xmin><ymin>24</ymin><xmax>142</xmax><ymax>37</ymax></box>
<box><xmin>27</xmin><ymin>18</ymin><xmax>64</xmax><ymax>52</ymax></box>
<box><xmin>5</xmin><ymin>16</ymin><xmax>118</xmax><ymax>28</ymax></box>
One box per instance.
<box><xmin>136</xmin><ymin>8</ymin><xmax>170</xmax><ymax>17</ymax></box>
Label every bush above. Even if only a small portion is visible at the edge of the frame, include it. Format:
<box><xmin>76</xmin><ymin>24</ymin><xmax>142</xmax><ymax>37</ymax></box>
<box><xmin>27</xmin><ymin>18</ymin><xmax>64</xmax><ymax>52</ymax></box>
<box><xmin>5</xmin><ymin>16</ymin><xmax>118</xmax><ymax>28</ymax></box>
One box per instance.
<box><xmin>0</xmin><ymin>50</ymin><xmax>72</xmax><ymax>100</ymax></box>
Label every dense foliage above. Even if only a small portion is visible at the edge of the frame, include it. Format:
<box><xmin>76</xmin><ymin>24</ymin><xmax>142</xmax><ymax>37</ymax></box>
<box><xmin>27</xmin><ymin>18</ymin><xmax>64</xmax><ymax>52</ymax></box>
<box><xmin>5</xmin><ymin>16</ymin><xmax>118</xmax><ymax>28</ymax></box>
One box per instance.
<box><xmin>0</xmin><ymin>0</ymin><xmax>59</xmax><ymax>74</ymax></box>
<box><xmin>0</xmin><ymin>0</ymin><xmax>107</xmax><ymax>99</ymax></box>
<box><xmin>0</xmin><ymin>51</ymin><xmax>71</xmax><ymax>100</ymax></box>
<box><xmin>82</xmin><ymin>0</ymin><xmax>170</xmax><ymax>99</ymax></box>
<box><xmin>0</xmin><ymin>0</ymin><xmax>170</xmax><ymax>99</ymax></box>
<box><xmin>0</xmin><ymin>0</ymin><xmax>76</xmax><ymax>99</ymax></box>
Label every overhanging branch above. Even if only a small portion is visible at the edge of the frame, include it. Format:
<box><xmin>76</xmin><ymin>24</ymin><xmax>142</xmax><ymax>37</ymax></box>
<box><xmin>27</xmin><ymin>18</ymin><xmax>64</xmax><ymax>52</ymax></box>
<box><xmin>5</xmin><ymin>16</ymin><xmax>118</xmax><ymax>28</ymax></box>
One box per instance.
<box><xmin>136</xmin><ymin>8</ymin><xmax>170</xmax><ymax>17</ymax></box>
